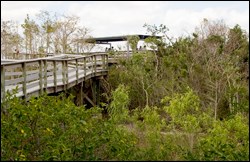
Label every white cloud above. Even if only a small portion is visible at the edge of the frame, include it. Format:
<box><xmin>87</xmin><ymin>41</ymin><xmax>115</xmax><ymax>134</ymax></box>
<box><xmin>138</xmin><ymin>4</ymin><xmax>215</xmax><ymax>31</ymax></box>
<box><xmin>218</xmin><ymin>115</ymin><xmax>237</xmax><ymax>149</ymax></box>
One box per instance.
<box><xmin>66</xmin><ymin>1</ymin><xmax>165</xmax><ymax>37</ymax></box>
<box><xmin>1</xmin><ymin>1</ymin><xmax>61</xmax><ymax>23</ymax></box>
<box><xmin>162</xmin><ymin>7</ymin><xmax>249</xmax><ymax>38</ymax></box>
<box><xmin>1</xmin><ymin>1</ymin><xmax>249</xmax><ymax>39</ymax></box>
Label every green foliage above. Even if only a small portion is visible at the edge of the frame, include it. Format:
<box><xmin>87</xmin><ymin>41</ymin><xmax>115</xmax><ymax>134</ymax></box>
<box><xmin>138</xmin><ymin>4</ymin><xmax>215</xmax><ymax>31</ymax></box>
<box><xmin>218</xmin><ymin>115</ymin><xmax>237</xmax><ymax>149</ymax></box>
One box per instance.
<box><xmin>1</xmin><ymin>20</ymin><xmax>249</xmax><ymax>161</ymax></box>
<box><xmin>196</xmin><ymin>114</ymin><xmax>249</xmax><ymax>161</ymax></box>
<box><xmin>1</xmin><ymin>91</ymin><xmax>102</xmax><ymax>160</ymax></box>
<box><xmin>162</xmin><ymin>87</ymin><xmax>200</xmax><ymax>132</ymax></box>
<box><xmin>108</xmin><ymin>84</ymin><xmax>129</xmax><ymax>122</ymax></box>
<box><xmin>127</xmin><ymin>35</ymin><xmax>140</xmax><ymax>51</ymax></box>
<box><xmin>1</xmin><ymin>84</ymin><xmax>249</xmax><ymax>161</ymax></box>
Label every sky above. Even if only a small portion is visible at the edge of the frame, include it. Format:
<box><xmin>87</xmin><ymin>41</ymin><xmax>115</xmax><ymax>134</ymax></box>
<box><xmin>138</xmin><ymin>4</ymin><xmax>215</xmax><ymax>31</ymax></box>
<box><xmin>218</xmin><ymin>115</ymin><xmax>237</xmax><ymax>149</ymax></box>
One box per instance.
<box><xmin>1</xmin><ymin>1</ymin><xmax>249</xmax><ymax>50</ymax></box>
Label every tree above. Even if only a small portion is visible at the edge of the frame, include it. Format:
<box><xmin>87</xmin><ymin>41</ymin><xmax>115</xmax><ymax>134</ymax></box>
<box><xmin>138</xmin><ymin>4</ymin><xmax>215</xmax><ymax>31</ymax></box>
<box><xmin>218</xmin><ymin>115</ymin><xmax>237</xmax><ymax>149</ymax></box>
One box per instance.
<box><xmin>54</xmin><ymin>14</ymin><xmax>80</xmax><ymax>53</ymax></box>
<box><xmin>36</xmin><ymin>10</ymin><xmax>58</xmax><ymax>54</ymax></box>
<box><xmin>127</xmin><ymin>35</ymin><xmax>140</xmax><ymax>52</ymax></box>
<box><xmin>1</xmin><ymin>20</ymin><xmax>22</xmax><ymax>58</ymax></box>
<box><xmin>21</xmin><ymin>14</ymin><xmax>39</xmax><ymax>54</ymax></box>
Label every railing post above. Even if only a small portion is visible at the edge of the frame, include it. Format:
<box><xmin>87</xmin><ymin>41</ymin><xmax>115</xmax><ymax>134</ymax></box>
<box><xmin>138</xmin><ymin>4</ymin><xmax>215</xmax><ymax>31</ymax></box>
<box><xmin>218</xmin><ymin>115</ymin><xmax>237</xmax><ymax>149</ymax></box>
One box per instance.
<box><xmin>76</xmin><ymin>59</ymin><xmax>79</xmax><ymax>84</ymax></box>
<box><xmin>39</xmin><ymin>60</ymin><xmax>43</xmax><ymax>95</ymax></box>
<box><xmin>84</xmin><ymin>57</ymin><xmax>86</xmax><ymax>78</ymax></box>
<box><xmin>102</xmin><ymin>54</ymin><xmax>105</xmax><ymax>70</ymax></box>
<box><xmin>44</xmin><ymin>60</ymin><xmax>47</xmax><ymax>91</ymax></box>
<box><xmin>1</xmin><ymin>66</ymin><xmax>5</xmax><ymax>101</ymax></box>
<box><xmin>106</xmin><ymin>54</ymin><xmax>108</xmax><ymax>70</ymax></box>
<box><xmin>92</xmin><ymin>78</ymin><xmax>96</xmax><ymax>106</ymax></box>
<box><xmin>96</xmin><ymin>78</ymin><xmax>100</xmax><ymax>106</ymax></box>
<box><xmin>94</xmin><ymin>55</ymin><xmax>97</xmax><ymax>73</ymax></box>
<box><xmin>22</xmin><ymin>62</ymin><xmax>27</xmax><ymax>99</ymax></box>
<box><xmin>65</xmin><ymin>60</ymin><xmax>68</xmax><ymax>89</ymax></box>
<box><xmin>91</xmin><ymin>56</ymin><xmax>94</xmax><ymax>74</ymax></box>
<box><xmin>53</xmin><ymin>60</ymin><xmax>57</xmax><ymax>93</ymax></box>
<box><xmin>62</xmin><ymin>60</ymin><xmax>65</xmax><ymax>90</ymax></box>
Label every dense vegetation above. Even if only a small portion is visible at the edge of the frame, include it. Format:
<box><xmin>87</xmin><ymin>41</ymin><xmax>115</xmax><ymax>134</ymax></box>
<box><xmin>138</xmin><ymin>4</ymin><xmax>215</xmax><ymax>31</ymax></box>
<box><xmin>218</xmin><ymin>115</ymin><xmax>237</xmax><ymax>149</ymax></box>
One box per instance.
<box><xmin>1</xmin><ymin>18</ymin><xmax>249</xmax><ymax>160</ymax></box>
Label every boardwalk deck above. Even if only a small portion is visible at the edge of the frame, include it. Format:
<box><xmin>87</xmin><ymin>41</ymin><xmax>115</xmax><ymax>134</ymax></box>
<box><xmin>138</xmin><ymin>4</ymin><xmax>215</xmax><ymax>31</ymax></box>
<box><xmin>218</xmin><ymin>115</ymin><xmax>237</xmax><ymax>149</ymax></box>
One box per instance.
<box><xmin>1</xmin><ymin>53</ymin><xmax>109</xmax><ymax>102</ymax></box>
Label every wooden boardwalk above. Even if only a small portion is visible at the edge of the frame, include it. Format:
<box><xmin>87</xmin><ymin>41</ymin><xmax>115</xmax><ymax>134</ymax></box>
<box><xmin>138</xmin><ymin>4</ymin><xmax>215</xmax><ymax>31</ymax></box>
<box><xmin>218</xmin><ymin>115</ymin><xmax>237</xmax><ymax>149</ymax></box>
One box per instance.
<box><xmin>1</xmin><ymin>53</ymin><xmax>112</xmax><ymax>102</ymax></box>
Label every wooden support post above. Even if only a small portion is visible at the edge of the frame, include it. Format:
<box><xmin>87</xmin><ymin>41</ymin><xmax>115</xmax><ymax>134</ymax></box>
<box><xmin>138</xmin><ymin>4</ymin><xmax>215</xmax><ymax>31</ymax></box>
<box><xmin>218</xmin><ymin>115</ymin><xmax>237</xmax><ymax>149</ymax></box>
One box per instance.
<box><xmin>22</xmin><ymin>62</ymin><xmax>27</xmax><ymax>100</ymax></box>
<box><xmin>102</xmin><ymin>54</ymin><xmax>105</xmax><ymax>70</ymax></box>
<box><xmin>76</xmin><ymin>59</ymin><xmax>79</xmax><ymax>84</ymax></box>
<box><xmin>65</xmin><ymin>60</ymin><xmax>68</xmax><ymax>89</ymax></box>
<box><xmin>91</xmin><ymin>56</ymin><xmax>94</xmax><ymax>74</ymax></box>
<box><xmin>84</xmin><ymin>57</ymin><xmax>86</xmax><ymax>78</ymax></box>
<box><xmin>62</xmin><ymin>60</ymin><xmax>66</xmax><ymax>90</ymax></box>
<box><xmin>79</xmin><ymin>82</ymin><xmax>83</xmax><ymax>106</ymax></box>
<box><xmin>53</xmin><ymin>60</ymin><xmax>57</xmax><ymax>93</ymax></box>
<box><xmin>1</xmin><ymin>66</ymin><xmax>5</xmax><ymax>101</ymax></box>
<box><xmin>44</xmin><ymin>60</ymin><xmax>47</xmax><ymax>91</ymax></box>
<box><xmin>91</xmin><ymin>77</ymin><xmax>100</xmax><ymax>107</ymax></box>
<box><xmin>94</xmin><ymin>55</ymin><xmax>97</xmax><ymax>73</ymax></box>
<box><xmin>96</xmin><ymin>78</ymin><xmax>100</xmax><ymax>106</ymax></box>
<box><xmin>39</xmin><ymin>60</ymin><xmax>43</xmax><ymax>95</ymax></box>
<box><xmin>106</xmin><ymin>54</ymin><xmax>108</xmax><ymax>70</ymax></box>
<box><xmin>92</xmin><ymin>78</ymin><xmax>96</xmax><ymax>106</ymax></box>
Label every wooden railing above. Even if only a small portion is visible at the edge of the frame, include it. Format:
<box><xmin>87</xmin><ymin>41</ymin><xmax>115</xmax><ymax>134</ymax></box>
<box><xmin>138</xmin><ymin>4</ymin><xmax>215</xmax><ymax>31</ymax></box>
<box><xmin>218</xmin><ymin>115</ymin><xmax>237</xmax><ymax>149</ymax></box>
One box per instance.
<box><xmin>1</xmin><ymin>53</ymin><xmax>108</xmax><ymax>102</ymax></box>
<box><xmin>1</xmin><ymin>53</ymin><xmax>49</xmax><ymax>60</ymax></box>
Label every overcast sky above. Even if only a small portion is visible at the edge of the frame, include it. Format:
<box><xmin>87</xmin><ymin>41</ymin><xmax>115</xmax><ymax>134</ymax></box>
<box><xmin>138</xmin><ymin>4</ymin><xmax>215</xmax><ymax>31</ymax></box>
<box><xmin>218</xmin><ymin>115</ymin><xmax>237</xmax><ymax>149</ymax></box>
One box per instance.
<box><xmin>1</xmin><ymin>1</ymin><xmax>249</xmax><ymax>50</ymax></box>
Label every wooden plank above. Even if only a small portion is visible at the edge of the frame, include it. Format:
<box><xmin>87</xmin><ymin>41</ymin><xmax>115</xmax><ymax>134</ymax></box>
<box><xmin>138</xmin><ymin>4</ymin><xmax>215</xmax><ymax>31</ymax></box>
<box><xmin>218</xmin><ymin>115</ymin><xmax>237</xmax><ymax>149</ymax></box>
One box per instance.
<box><xmin>4</xmin><ymin>64</ymin><xmax>22</xmax><ymax>69</ymax></box>
<box><xmin>68</xmin><ymin>68</ymin><xmax>77</xmax><ymax>74</ymax></box>
<box><xmin>5</xmin><ymin>77</ymin><xmax>24</xmax><ymax>86</ymax></box>
<box><xmin>1</xmin><ymin>53</ymin><xmax>109</xmax><ymax>102</ymax></box>
<box><xmin>26</xmin><ymin>73</ymin><xmax>39</xmax><ymax>82</ymax></box>
<box><xmin>5</xmin><ymin>71</ymin><xmax>23</xmax><ymax>76</ymax></box>
<box><xmin>26</xmin><ymin>81</ymin><xmax>39</xmax><ymax>90</ymax></box>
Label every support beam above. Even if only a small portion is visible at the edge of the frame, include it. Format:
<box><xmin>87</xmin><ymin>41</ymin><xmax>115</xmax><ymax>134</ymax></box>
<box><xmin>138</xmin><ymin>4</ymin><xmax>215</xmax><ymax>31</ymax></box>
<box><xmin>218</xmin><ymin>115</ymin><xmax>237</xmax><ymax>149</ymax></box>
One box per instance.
<box><xmin>79</xmin><ymin>82</ymin><xmax>83</xmax><ymax>106</ymax></box>
<box><xmin>92</xmin><ymin>78</ymin><xmax>97</xmax><ymax>106</ymax></box>
<box><xmin>91</xmin><ymin>77</ymin><xmax>101</xmax><ymax>107</ymax></box>
<box><xmin>82</xmin><ymin>92</ymin><xmax>95</xmax><ymax>107</ymax></box>
<box><xmin>96</xmin><ymin>78</ymin><xmax>100</xmax><ymax>106</ymax></box>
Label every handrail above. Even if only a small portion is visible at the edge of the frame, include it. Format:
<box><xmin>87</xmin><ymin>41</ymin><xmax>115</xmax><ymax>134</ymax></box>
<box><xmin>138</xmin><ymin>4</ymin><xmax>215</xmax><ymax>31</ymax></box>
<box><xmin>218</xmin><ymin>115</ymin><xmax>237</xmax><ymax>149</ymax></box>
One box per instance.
<box><xmin>1</xmin><ymin>53</ymin><xmax>109</xmax><ymax>102</ymax></box>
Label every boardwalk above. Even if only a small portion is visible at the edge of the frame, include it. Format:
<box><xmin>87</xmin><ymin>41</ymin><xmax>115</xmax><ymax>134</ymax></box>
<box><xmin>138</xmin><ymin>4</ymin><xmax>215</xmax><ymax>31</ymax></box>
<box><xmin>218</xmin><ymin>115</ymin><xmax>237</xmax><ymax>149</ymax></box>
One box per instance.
<box><xmin>1</xmin><ymin>53</ymin><xmax>111</xmax><ymax>102</ymax></box>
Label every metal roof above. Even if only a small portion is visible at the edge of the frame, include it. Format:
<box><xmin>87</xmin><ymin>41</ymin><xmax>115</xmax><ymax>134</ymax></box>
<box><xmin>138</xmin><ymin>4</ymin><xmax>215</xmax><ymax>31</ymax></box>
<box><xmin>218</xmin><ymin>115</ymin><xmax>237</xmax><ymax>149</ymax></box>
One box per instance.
<box><xmin>83</xmin><ymin>34</ymin><xmax>161</xmax><ymax>44</ymax></box>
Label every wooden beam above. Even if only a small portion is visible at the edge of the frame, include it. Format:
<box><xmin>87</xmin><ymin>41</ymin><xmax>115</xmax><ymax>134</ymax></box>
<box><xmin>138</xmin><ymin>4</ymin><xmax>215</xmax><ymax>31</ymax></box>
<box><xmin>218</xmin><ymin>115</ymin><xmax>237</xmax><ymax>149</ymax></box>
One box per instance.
<box><xmin>79</xmin><ymin>82</ymin><xmax>83</xmax><ymax>106</ymax></box>
<box><xmin>96</xmin><ymin>78</ymin><xmax>100</xmax><ymax>106</ymax></box>
<box><xmin>82</xmin><ymin>92</ymin><xmax>95</xmax><ymax>107</ymax></box>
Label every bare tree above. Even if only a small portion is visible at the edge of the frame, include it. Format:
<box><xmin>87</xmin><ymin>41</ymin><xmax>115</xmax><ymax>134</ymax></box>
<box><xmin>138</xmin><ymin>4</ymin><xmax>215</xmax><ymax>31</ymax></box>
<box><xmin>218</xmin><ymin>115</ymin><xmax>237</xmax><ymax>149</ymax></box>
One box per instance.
<box><xmin>1</xmin><ymin>20</ymin><xmax>22</xmax><ymax>58</ymax></box>
<box><xmin>36</xmin><ymin>10</ymin><xmax>58</xmax><ymax>54</ymax></box>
